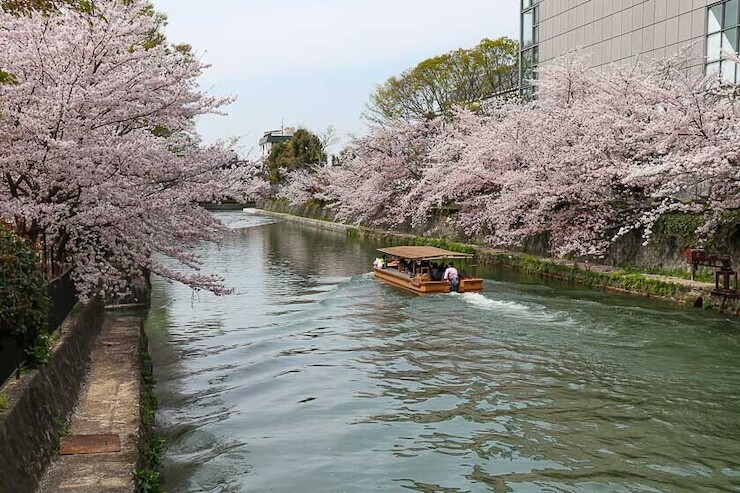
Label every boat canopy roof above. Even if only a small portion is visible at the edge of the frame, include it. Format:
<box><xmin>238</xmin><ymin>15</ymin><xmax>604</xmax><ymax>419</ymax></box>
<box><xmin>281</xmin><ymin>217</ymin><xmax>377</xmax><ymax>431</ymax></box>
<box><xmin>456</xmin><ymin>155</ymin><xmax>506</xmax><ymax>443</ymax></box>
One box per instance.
<box><xmin>377</xmin><ymin>246</ymin><xmax>473</xmax><ymax>261</ymax></box>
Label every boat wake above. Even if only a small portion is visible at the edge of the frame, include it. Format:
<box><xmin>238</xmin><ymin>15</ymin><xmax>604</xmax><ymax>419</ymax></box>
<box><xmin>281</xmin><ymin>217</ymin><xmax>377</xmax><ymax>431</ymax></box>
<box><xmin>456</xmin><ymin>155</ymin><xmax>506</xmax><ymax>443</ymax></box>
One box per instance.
<box><xmin>455</xmin><ymin>292</ymin><xmax>573</xmax><ymax>324</ymax></box>
<box><xmin>456</xmin><ymin>292</ymin><xmax>532</xmax><ymax>313</ymax></box>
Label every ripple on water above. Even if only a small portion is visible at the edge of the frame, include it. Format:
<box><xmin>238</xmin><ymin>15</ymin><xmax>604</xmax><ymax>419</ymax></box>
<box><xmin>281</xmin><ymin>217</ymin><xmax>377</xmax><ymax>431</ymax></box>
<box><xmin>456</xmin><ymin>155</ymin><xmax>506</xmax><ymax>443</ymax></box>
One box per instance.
<box><xmin>145</xmin><ymin>212</ymin><xmax>740</xmax><ymax>493</ymax></box>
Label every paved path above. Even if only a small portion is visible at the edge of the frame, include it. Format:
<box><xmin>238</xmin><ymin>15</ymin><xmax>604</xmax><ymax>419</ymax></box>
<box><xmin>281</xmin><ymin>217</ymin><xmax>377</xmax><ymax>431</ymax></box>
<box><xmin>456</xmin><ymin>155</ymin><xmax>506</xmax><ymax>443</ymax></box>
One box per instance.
<box><xmin>474</xmin><ymin>245</ymin><xmax>717</xmax><ymax>292</ymax></box>
<box><xmin>37</xmin><ymin>316</ymin><xmax>142</xmax><ymax>493</ymax></box>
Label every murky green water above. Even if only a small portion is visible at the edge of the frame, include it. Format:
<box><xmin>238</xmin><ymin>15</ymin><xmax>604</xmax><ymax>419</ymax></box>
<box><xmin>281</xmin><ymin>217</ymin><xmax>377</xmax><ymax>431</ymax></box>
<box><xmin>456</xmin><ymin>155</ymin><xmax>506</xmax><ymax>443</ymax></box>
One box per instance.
<box><xmin>143</xmin><ymin>212</ymin><xmax>740</xmax><ymax>493</ymax></box>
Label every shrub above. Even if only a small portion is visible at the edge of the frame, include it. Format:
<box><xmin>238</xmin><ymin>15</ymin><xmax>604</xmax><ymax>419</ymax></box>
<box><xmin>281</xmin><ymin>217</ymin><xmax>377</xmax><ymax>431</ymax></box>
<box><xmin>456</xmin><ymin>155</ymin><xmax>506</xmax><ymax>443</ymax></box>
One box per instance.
<box><xmin>0</xmin><ymin>225</ymin><xmax>49</xmax><ymax>359</ymax></box>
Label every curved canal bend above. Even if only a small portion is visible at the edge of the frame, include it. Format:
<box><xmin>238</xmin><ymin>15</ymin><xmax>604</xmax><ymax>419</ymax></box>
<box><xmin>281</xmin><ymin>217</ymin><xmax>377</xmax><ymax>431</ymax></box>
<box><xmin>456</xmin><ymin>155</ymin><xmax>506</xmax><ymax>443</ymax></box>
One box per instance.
<box><xmin>144</xmin><ymin>212</ymin><xmax>740</xmax><ymax>493</ymax></box>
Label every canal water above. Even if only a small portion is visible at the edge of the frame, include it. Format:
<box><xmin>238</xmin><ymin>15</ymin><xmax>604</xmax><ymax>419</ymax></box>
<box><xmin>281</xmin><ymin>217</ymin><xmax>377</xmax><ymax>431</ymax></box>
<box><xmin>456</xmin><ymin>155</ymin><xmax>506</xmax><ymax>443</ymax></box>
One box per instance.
<box><xmin>144</xmin><ymin>212</ymin><xmax>740</xmax><ymax>493</ymax></box>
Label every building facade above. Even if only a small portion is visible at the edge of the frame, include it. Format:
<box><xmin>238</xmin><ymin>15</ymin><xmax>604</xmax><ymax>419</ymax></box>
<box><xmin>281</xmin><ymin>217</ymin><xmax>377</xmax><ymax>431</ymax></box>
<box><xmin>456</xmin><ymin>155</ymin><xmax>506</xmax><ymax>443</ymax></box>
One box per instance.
<box><xmin>521</xmin><ymin>0</ymin><xmax>740</xmax><ymax>91</ymax></box>
<box><xmin>259</xmin><ymin>127</ymin><xmax>296</xmax><ymax>158</ymax></box>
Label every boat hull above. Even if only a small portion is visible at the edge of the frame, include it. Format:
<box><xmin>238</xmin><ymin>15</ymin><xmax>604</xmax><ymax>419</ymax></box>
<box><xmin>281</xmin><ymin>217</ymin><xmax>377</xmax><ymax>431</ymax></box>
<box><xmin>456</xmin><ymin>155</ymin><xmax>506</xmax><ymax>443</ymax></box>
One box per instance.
<box><xmin>374</xmin><ymin>269</ymin><xmax>484</xmax><ymax>294</ymax></box>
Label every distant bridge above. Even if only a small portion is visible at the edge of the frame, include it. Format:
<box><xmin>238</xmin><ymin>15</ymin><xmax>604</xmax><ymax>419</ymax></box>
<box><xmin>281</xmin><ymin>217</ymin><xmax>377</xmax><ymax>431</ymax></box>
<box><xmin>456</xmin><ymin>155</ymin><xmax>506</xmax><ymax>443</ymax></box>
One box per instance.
<box><xmin>200</xmin><ymin>202</ymin><xmax>256</xmax><ymax>211</ymax></box>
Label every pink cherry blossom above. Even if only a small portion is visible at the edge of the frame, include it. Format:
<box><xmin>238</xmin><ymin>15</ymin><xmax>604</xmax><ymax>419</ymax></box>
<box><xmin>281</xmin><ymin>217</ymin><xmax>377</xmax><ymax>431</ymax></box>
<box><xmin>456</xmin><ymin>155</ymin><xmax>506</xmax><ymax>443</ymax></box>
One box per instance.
<box><xmin>315</xmin><ymin>53</ymin><xmax>740</xmax><ymax>258</ymax></box>
<box><xmin>0</xmin><ymin>1</ymin><xmax>255</xmax><ymax>300</ymax></box>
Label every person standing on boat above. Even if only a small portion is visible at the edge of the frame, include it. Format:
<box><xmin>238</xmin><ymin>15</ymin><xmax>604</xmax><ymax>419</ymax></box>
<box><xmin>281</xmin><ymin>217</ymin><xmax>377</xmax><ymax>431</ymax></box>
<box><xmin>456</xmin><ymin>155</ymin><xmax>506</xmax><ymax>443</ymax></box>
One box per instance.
<box><xmin>443</xmin><ymin>262</ymin><xmax>459</xmax><ymax>292</ymax></box>
<box><xmin>373</xmin><ymin>256</ymin><xmax>386</xmax><ymax>269</ymax></box>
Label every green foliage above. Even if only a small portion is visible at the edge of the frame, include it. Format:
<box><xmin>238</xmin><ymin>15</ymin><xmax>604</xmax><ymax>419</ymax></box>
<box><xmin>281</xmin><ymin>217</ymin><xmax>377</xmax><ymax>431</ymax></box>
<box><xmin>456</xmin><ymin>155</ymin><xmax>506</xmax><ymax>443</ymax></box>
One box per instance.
<box><xmin>651</xmin><ymin>211</ymin><xmax>740</xmax><ymax>256</ymax></box>
<box><xmin>0</xmin><ymin>225</ymin><xmax>49</xmax><ymax>352</ymax></box>
<box><xmin>76</xmin><ymin>0</ymin><xmax>92</xmax><ymax>14</ymax></box>
<box><xmin>26</xmin><ymin>331</ymin><xmax>54</xmax><ymax>365</ymax></box>
<box><xmin>411</xmin><ymin>236</ymin><xmax>476</xmax><ymax>255</ymax></box>
<box><xmin>141</xmin><ymin>369</ymin><xmax>158</xmax><ymax>429</ymax></box>
<box><xmin>0</xmin><ymin>392</ymin><xmax>8</xmax><ymax>412</ymax></box>
<box><xmin>653</xmin><ymin>213</ymin><xmax>705</xmax><ymax>247</ymax></box>
<box><xmin>494</xmin><ymin>254</ymin><xmax>692</xmax><ymax>299</ymax></box>
<box><xmin>1</xmin><ymin>0</ymin><xmax>67</xmax><ymax>14</ymax></box>
<box><xmin>265</xmin><ymin>142</ymin><xmax>292</xmax><ymax>184</ymax></box>
<box><xmin>366</xmin><ymin>37</ymin><xmax>519</xmax><ymax>123</ymax></box>
<box><xmin>624</xmin><ymin>266</ymin><xmax>714</xmax><ymax>283</ymax></box>
<box><xmin>703</xmin><ymin>299</ymin><xmax>718</xmax><ymax>310</ymax></box>
<box><xmin>142</xmin><ymin>436</ymin><xmax>166</xmax><ymax>470</ymax></box>
<box><xmin>133</xmin><ymin>468</ymin><xmax>163</xmax><ymax>493</ymax></box>
<box><xmin>137</xmin><ymin>352</ymin><xmax>165</xmax><ymax>493</ymax></box>
<box><xmin>265</xmin><ymin>205</ymin><xmax>716</xmax><ymax>306</ymax></box>
<box><xmin>51</xmin><ymin>409</ymin><xmax>70</xmax><ymax>450</ymax></box>
<box><xmin>265</xmin><ymin>128</ymin><xmax>327</xmax><ymax>184</ymax></box>
<box><xmin>0</xmin><ymin>70</ymin><xmax>18</xmax><ymax>85</ymax></box>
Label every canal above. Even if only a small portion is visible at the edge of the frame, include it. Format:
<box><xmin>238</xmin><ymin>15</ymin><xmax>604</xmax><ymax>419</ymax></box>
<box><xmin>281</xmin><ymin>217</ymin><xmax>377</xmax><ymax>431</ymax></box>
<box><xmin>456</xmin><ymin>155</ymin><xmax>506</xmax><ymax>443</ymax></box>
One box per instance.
<box><xmin>144</xmin><ymin>212</ymin><xmax>740</xmax><ymax>493</ymax></box>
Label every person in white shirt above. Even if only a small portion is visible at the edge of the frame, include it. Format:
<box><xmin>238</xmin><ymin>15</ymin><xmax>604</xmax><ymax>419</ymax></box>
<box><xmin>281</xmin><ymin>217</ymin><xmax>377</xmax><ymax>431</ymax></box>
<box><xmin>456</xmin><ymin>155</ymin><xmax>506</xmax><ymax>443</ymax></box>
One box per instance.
<box><xmin>443</xmin><ymin>262</ymin><xmax>459</xmax><ymax>292</ymax></box>
<box><xmin>373</xmin><ymin>257</ymin><xmax>386</xmax><ymax>269</ymax></box>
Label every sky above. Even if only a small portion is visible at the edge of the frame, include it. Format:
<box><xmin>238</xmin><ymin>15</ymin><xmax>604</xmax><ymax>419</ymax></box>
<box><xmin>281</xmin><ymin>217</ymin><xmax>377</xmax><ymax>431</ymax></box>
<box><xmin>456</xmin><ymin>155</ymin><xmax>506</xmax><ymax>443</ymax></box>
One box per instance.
<box><xmin>152</xmin><ymin>0</ymin><xmax>519</xmax><ymax>156</ymax></box>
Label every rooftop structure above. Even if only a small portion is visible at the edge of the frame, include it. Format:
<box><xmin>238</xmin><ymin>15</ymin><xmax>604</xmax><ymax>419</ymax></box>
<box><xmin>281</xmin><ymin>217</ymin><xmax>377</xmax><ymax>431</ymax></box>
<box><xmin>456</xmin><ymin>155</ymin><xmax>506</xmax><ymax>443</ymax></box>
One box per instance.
<box><xmin>259</xmin><ymin>127</ymin><xmax>295</xmax><ymax>157</ymax></box>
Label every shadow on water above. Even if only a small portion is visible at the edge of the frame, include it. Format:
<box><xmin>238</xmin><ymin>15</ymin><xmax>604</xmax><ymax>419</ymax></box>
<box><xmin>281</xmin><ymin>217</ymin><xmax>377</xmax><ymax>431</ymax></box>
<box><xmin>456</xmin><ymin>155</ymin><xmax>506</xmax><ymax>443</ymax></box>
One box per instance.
<box><xmin>143</xmin><ymin>212</ymin><xmax>740</xmax><ymax>493</ymax></box>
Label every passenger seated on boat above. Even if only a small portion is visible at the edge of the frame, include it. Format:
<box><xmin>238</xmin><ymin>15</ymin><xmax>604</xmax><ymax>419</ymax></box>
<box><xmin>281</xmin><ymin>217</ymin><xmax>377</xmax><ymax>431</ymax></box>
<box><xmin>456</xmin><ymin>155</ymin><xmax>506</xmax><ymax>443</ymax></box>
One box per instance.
<box><xmin>430</xmin><ymin>262</ymin><xmax>443</xmax><ymax>281</ymax></box>
<box><xmin>373</xmin><ymin>256</ymin><xmax>386</xmax><ymax>269</ymax></box>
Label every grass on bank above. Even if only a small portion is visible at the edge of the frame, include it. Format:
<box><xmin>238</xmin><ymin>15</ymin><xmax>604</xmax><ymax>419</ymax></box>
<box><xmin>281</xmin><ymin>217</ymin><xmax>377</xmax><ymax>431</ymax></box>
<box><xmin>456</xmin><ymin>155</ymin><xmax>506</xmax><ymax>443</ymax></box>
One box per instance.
<box><xmin>261</xmin><ymin>200</ymin><xmax>708</xmax><ymax>301</ymax></box>
<box><xmin>494</xmin><ymin>253</ymin><xmax>693</xmax><ymax>299</ymax></box>
<box><xmin>134</xmin><ymin>352</ymin><xmax>165</xmax><ymax>493</ymax></box>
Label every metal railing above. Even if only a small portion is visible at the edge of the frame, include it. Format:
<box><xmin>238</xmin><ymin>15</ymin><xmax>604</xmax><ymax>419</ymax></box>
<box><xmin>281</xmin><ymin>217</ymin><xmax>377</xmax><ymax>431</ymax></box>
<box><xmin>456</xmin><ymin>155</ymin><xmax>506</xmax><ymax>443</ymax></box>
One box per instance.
<box><xmin>47</xmin><ymin>269</ymin><xmax>77</xmax><ymax>334</ymax></box>
<box><xmin>0</xmin><ymin>269</ymin><xmax>77</xmax><ymax>387</ymax></box>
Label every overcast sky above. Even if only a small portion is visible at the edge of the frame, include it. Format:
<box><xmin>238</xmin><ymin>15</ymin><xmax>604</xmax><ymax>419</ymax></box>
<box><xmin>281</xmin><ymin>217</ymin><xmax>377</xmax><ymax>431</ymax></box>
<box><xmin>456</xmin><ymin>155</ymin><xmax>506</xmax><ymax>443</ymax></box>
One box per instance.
<box><xmin>152</xmin><ymin>0</ymin><xmax>519</xmax><ymax>156</ymax></box>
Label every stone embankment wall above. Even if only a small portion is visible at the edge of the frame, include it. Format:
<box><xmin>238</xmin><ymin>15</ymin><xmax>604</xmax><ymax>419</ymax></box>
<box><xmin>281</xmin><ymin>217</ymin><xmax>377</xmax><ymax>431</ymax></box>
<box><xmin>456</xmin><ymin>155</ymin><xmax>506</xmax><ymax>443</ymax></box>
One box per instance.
<box><xmin>256</xmin><ymin>206</ymin><xmax>740</xmax><ymax>314</ymax></box>
<box><xmin>258</xmin><ymin>200</ymin><xmax>740</xmax><ymax>271</ymax></box>
<box><xmin>0</xmin><ymin>299</ymin><xmax>105</xmax><ymax>493</ymax></box>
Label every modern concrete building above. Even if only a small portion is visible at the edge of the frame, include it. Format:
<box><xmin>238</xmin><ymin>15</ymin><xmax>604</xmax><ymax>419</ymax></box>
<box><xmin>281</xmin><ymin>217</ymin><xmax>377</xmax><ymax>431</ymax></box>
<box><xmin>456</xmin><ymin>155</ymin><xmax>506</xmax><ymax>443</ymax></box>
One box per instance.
<box><xmin>259</xmin><ymin>127</ymin><xmax>296</xmax><ymax>158</ymax></box>
<box><xmin>521</xmin><ymin>0</ymin><xmax>740</xmax><ymax>92</ymax></box>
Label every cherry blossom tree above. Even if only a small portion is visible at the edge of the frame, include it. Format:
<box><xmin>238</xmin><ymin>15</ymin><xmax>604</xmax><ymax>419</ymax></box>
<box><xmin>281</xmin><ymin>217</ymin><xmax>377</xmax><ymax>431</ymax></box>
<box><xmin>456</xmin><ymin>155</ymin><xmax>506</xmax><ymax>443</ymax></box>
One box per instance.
<box><xmin>321</xmin><ymin>52</ymin><xmax>740</xmax><ymax>258</ymax></box>
<box><xmin>0</xmin><ymin>0</ymin><xmax>253</xmax><ymax>300</ymax></box>
<box><xmin>323</xmin><ymin>118</ymin><xmax>444</xmax><ymax>228</ymax></box>
<box><xmin>616</xmin><ymin>53</ymin><xmax>740</xmax><ymax>245</ymax></box>
<box><xmin>277</xmin><ymin>169</ymin><xmax>328</xmax><ymax>206</ymax></box>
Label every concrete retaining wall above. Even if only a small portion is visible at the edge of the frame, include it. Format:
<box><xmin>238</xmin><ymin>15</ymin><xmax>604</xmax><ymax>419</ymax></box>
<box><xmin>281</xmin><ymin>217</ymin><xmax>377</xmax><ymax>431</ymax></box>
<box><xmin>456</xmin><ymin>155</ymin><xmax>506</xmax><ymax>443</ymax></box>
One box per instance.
<box><xmin>257</xmin><ymin>200</ymin><xmax>740</xmax><ymax>272</ymax></box>
<box><xmin>256</xmin><ymin>208</ymin><xmax>740</xmax><ymax>314</ymax></box>
<box><xmin>0</xmin><ymin>298</ymin><xmax>105</xmax><ymax>493</ymax></box>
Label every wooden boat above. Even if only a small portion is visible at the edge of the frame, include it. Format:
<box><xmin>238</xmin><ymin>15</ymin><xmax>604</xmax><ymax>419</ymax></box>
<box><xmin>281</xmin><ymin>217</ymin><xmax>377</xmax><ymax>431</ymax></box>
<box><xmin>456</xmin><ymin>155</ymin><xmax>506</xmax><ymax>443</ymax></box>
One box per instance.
<box><xmin>373</xmin><ymin>246</ymin><xmax>484</xmax><ymax>294</ymax></box>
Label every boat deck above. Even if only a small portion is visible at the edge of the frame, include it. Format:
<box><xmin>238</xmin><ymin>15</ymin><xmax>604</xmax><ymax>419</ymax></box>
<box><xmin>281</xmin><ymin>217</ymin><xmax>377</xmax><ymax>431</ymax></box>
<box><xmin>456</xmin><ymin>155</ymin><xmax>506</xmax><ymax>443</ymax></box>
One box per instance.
<box><xmin>374</xmin><ymin>268</ymin><xmax>483</xmax><ymax>294</ymax></box>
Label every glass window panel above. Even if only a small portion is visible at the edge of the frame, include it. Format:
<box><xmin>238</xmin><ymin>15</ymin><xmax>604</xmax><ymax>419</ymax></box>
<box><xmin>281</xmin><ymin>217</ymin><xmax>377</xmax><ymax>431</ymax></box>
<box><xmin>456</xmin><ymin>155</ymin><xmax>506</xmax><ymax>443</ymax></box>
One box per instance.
<box><xmin>722</xmin><ymin>27</ymin><xmax>738</xmax><ymax>53</ymax></box>
<box><xmin>523</xmin><ymin>0</ymin><xmax>532</xmax><ymax>9</ymax></box>
<box><xmin>707</xmin><ymin>60</ymin><xmax>721</xmax><ymax>77</ymax></box>
<box><xmin>725</xmin><ymin>0</ymin><xmax>739</xmax><ymax>28</ymax></box>
<box><xmin>534</xmin><ymin>6</ymin><xmax>539</xmax><ymax>24</ymax></box>
<box><xmin>708</xmin><ymin>4</ymin><xmax>723</xmax><ymax>33</ymax></box>
<box><xmin>523</xmin><ymin>49</ymin><xmax>533</xmax><ymax>65</ymax></box>
<box><xmin>533</xmin><ymin>46</ymin><xmax>539</xmax><ymax>64</ymax></box>
<box><xmin>720</xmin><ymin>60</ymin><xmax>737</xmax><ymax>82</ymax></box>
<box><xmin>534</xmin><ymin>25</ymin><xmax>539</xmax><ymax>44</ymax></box>
<box><xmin>523</xmin><ymin>11</ymin><xmax>534</xmax><ymax>47</ymax></box>
<box><xmin>707</xmin><ymin>32</ymin><xmax>722</xmax><ymax>61</ymax></box>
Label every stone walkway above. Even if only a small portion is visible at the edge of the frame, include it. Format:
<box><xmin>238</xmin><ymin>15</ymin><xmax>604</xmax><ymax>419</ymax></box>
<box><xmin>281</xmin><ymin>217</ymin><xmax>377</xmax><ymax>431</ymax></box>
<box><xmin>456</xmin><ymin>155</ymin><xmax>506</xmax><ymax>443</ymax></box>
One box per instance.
<box><xmin>37</xmin><ymin>316</ymin><xmax>142</xmax><ymax>493</ymax></box>
<box><xmin>442</xmin><ymin>244</ymin><xmax>718</xmax><ymax>295</ymax></box>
